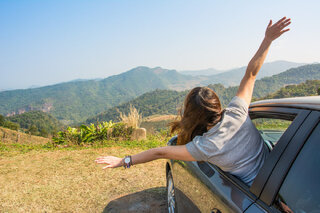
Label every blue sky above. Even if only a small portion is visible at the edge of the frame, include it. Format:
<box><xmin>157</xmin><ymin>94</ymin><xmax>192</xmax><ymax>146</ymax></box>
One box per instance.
<box><xmin>1</xmin><ymin>0</ymin><xmax>320</xmax><ymax>90</ymax></box>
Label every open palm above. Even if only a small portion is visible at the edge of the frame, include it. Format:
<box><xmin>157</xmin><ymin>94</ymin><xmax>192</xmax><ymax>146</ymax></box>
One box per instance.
<box><xmin>265</xmin><ymin>17</ymin><xmax>291</xmax><ymax>41</ymax></box>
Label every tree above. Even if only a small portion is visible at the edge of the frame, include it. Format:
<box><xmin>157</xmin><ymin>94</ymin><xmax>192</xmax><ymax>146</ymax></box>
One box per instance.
<box><xmin>318</xmin><ymin>87</ymin><xmax>320</xmax><ymax>95</ymax></box>
<box><xmin>28</xmin><ymin>124</ymin><xmax>38</xmax><ymax>135</ymax></box>
<box><xmin>0</xmin><ymin>114</ymin><xmax>5</xmax><ymax>126</ymax></box>
<box><xmin>3</xmin><ymin>121</ymin><xmax>20</xmax><ymax>130</ymax></box>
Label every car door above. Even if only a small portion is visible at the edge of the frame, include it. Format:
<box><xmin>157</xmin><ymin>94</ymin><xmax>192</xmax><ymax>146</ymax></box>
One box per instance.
<box><xmin>171</xmin><ymin>106</ymin><xmax>310</xmax><ymax>213</ymax></box>
<box><xmin>171</xmin><ymin>159</ymin><xmax>256</xmax><ymax>213</ymax></box>
<box><xmin>245</xmin><ymin>111</ymin><xmax>320</xmax><ymax>212</ymax></box>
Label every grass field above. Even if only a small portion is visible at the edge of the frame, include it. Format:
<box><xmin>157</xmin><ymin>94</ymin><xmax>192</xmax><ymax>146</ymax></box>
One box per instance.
<box><xmin>0</xmin><ymin>130</ymin><xmax>169</xmax><ymax>212</ymax></box>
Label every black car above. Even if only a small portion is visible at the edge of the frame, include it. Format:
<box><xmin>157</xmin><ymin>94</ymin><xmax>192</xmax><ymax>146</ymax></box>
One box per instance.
<box><xmin>166</xmin><ymin>96</ymin><xmax>320</xmax><ymax>213</ymax></box>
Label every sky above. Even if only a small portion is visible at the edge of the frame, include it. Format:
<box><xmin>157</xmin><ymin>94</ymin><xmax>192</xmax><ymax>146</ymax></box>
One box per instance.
<box><xmin>1</xmin><ymin>0</ymin><xmax>320</xmax><ymax>90</ymax></box>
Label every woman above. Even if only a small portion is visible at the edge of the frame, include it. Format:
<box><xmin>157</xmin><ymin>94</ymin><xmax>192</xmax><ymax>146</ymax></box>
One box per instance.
<box><xmin>95</xmin><ymin>17</ymin><xmax>291</xmax><ymax>185</ymax></box>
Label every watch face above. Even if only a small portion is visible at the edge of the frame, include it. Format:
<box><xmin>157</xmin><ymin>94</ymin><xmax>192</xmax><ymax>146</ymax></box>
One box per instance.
<box><xmin>124</xmin><ymin>157</ymin><xmax>130</xmax><ymax>164</ymax></box>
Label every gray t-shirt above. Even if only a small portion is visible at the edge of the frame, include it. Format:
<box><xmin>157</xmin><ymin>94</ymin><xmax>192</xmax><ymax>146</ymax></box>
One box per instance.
<box><xmin>186</xmin><ymin>96</ymin><xmax>268</xmax><ymax>185</ymax></box>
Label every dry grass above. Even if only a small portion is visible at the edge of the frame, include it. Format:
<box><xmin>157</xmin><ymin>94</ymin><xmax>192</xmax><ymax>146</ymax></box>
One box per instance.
<box><xmin>0</xmin><ymin>127</ymin><xmax>49</xmax><ymax>145</ymax></box>
<box><xmin>0</xmin><ymin>147</ymin><xmax>167</xmax><ymax>212</ymax></box>
<box><xmin>143</xmin><ymin>115</ymin><xmax>176</xmax><ymax>122</ymax></box>
<box><xmin>119</xmin><ymin>105</ymin><xmax>142</xmax><ymax>129</ymax></box>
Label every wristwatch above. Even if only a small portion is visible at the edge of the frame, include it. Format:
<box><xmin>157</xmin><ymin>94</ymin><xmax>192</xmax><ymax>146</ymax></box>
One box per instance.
<box><xmin>123</xmin><ymin>156</ymin><xmax>132</xmax><ymax>168</ymax></box>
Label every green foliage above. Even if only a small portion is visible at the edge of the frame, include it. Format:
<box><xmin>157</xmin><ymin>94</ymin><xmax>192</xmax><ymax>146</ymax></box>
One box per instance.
<box><xmin>0</xmin><ymin>114</ymin><xmax>5</xmax><ymax>126</ymax></box>
<box><xmin>111</xmin><ymin>123</ymin><xmax>133</xmax><ymax>139</ymax></box>
<box><xmin>253</xmin><ymin>64</ymin><xmax>320</xmax><ymax>98</ymax></box>
<box><xmin>262</xmin><ymin>80</ymin><xmax>320</xmax><ymax>99</ymax></box>
<box><xmin>0</xmin><ymin>132</ymin><xmax>170</xmax><ymax>156</ymax></box>
<box><xmin>7</xmin><ymin>111</ymin><xmax>62</xmax><ymax>137</ymax></box>
<box><xmin>252</xmin><ymin>118</ymin><xmax>292</xmax><ymax>131</ymax></box>
<box><xmin>86</xmin><ymin>89</ymin><xmax>188</xmax><ymax>123</ymax></box>
<box><xmin>52</xmin><ymin>121</ymin><xmax>134</xmax><ymax>145</ymax></box>
<box><xmin>3</xmin><ymin>120</ymin><xmax>20</xmax><ymax>130</ymax></box>
<box><xmin>28</xmin><ymin>124</ymin><xmax>38</xmax><ymax>135</ymax></box>
<box><xmin>0</xmin><ymin>114</ymin><xmax>20</xmax><ymax>131</ymax></box>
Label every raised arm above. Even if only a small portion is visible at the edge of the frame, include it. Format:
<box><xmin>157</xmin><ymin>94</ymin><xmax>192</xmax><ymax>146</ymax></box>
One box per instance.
<box><xmin>236</xmin><ymin>17</ymin><xmax>291</xmax><ymax>105</ymax></box>
<box><xmin>95</xmin><ymin>145</ymin><xmax>196</xmax><ymax>169</ymax></box>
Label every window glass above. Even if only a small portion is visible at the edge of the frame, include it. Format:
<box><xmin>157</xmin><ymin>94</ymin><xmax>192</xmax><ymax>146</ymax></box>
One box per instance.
<box><xmin>274</xmin><ymin>122</ymin><xmax>320</xmax><ymax>213</ymax></box>
<box><xmin>252</xmin><ymin>118</ymin><xmax>292</xmax><ymax>147</ymax></box>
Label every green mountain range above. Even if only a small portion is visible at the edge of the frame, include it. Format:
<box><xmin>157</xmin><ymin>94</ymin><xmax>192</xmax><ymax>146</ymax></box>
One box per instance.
<box><xmin>86</xmin><ymin>64</ymin><xmax>320</xmax><ymax>123</ymax></box>
<box><xmin>201</xmin><ymin>60</ymin><xmax>305</xmax><ymax>86</ymax></box>
<box><xmin>0</xmin><ymin>63</ymin><xmax>319</xmax><ymax>124</ymax></box>
<box><xmin>0</xmin><ymin>67</ymin><xmax>195</xmax><ymax>124</ymax></box>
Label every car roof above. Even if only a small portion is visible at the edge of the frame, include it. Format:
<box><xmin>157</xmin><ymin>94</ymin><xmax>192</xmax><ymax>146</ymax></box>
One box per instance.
<box><xmin>250</xmin><ymin>96</ymin><xmax>320</xmax><ymax>111</ymax></box>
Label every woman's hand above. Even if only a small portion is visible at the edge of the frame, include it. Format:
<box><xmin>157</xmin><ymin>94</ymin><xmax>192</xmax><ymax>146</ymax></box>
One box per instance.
<box><xmin>95</xmin><ymin>156</ymin><xmax>123</xmax><ymax>169</ymax></box>
<box><xmin>265</xmin><ymin>17</ymin><xmax>291</xmax><ymax>42</ymax></box>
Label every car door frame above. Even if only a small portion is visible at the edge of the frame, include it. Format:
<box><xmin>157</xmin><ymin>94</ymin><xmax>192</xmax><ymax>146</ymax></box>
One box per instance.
<box><xmin>248</xmin><ymin>106</ymin><xmax>311</xmax><ymax>198</ymax></box>
<box><xmin>250</xmin><ymin>110</ymin><xmax>320</xmax><ymax>212</ymax></box>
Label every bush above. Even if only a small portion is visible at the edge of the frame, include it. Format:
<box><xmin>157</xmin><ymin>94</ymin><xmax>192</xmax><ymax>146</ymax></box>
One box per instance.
<box><xmin>111</xmin><ymin>123</ymin><xmax>133</xmax><ymax>139</ymax></box>
<box><xmin>0</xmin><ymin>114</ymin><xmax>5</xmax><ymax>126</ymax></box>
<box><xmin>3</xmin><ymin>121</ymin><xmax>20</xmax><ymax>131</ymax></box>
<box><xmin>52</xmin><ymin>121</ymin><xmax>134</xmax><ymax>145</ymax></box>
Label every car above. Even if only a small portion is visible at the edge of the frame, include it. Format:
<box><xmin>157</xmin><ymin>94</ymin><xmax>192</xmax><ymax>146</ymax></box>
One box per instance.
<box><xmin>166</xmin><ymin>96</ymin><xmax>320</xmax><ymax>213</ymax></box>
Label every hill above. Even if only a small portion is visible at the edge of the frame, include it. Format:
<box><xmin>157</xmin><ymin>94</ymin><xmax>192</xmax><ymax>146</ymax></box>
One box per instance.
<box><xmin>262</xmin><ymin>80</ymin><xmax>320</xmax><ymax>99</ymax></box>
<box><xmin>7</xmin><ymin>111</ymin><xmax>62</xmax><ymax>137</ymax></box>
<box><xmin>86</xmin><ymin>90</ymin><xmax>188</xmax><ymax>124</ymax></box>
<box><xmin>0</xmin><ymin>126</ymin><xmax>50</xmax><ymax>145</ymax></box>
<box><xmin>0</xmin><ymin>67</ymin><xmax>199</xmax><ymax>124</ymax></box>
<box><xmin>180</xmin><ymin>68</ymin><xmax>223</xmax><ymax>76</ymax></box>
<box><xmin>0</xmin><ymin>63</ymin><xmax>316</xmax><ymax>124</ymax></box>
<box><xmin>86</xmin><ymin>64</ymin><xmax>320</xmax><ymax>123</ymax></box>
<box><xmin>202</xmin><ymin>60</ymin><xmax>305</xmax><ymax>86</ymax></box>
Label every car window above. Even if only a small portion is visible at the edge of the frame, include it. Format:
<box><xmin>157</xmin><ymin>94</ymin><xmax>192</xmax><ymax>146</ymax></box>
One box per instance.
<box><xmin>251</xmin><ymin>117</ymin><xmax>293</xmax><ymax>148</ymax></box>
<box><xmin>273</xmin><ymin>122</ymin><xmax>320</xmax><ymax>213</ymax></box>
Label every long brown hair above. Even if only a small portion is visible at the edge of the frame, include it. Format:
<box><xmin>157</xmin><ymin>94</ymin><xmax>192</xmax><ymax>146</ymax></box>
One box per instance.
<box><xmin>170</xmin><ymin>87</ymin><xmax>223</xmax><ymax>145</ymax></box>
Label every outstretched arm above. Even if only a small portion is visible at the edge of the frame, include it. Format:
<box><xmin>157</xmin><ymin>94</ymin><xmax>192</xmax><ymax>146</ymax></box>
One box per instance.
<box><xmin>237</xmin><ymin>17</ymin><xmax>291</xmax><ymax>105</ymax></box>
<box><xmin>95</xmin><ymin>145</ymin><xmax>196</xmax><ymax>169</ymax></box>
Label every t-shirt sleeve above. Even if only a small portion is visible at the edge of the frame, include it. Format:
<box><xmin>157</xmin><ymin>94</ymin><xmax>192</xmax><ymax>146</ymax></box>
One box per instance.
<box><xmin>185</xmin><ymin>96</ymin><xmax>249</xmax><ymax>162</ymax></box>
<box><xmin>185</xmin><ymin>136</ymin><xmax>209</xmax><ymax>161</ymax></box>
<box><xmin>226</xmin><ymin>96</ymin><xmax>249</xmax><ymax>116</ymax></box>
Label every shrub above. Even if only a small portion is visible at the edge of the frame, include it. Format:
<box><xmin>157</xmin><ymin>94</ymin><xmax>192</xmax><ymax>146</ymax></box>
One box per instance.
<box><xmin>3</xmin><ymin>121</ymin><xmax>20</xmax><ymax>131</ymax></box>
<box><xmin>52</xmin><ymin>121</ymin><xmax>134</xmax><ymax>145</ymax></box>
<box><xmin>111</xmin><ymin>122</ymin><xmax>133</xmax><ymax>139</ymax></box>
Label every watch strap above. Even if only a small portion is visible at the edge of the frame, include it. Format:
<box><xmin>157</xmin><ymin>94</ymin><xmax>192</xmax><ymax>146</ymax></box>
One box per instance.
<box><xmin>123</xmin><ymin>155</ymin><xmax>132</xmax><ymax>169</ymax></box>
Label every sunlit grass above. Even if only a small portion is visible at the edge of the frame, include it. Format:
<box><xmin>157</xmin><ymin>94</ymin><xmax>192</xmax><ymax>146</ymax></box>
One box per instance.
<box><xmin>0</xmin><ymin>142</ymin><xmax>167</xmax><ymax>212</ymax></box>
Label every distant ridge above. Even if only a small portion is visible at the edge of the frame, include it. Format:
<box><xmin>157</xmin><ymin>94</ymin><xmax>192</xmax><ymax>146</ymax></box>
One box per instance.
<box><xmin>0</xmin><ymin>66</ymin><xmax>194</xmax><ymax>124</ymax></box>
<box><xmin>181</xmin><ymin>61</ymin><xmax>305</xmax><ymax>86</ymax></box>
<box><xmin>86</xmin><ymin>64</ymin><xmax>320</xmax><ymax>123</ymax></box>
<box><xmin>180</xmin><ymin>68</ymin><xmax>223</xmax><ymax>76</ymax></box>
<box><xmin>0</xmin><ymin>62</ymin><xmax>316</xmax><ymax>124</ymax></box>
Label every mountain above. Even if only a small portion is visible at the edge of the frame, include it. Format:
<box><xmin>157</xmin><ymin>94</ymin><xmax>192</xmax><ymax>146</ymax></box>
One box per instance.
<box><xmin>0</xmin><ymin>62</ymin><xmax>315</xmax><ymax>124</ymax></box>
<box><xmin>180</xmin><ymin>68</ymin><xmax>223</xmax><ymax>76</ymax></box>
<box><xmin>202</xmin><ymin>61</ymin><xmax>305</xmax><ymax>86</ymax></box>
<box><xmin>86</xmin><ymin>64</ymin><xmax>320</xmax><ymax>123</ymax></box>
<box><xmin>86</xmin><ymin>89</ymin><xmax>188</xmax><ymax>124</ymax></box>
<box><xmin>261</xmin><ymin>80</ymin><xmax>320</xmax><ymax>99</ymax></box>
<box><xmin>0</xmin><ymin>66</ymin><xmax>199</xmax><ymax>124</ymax></box>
